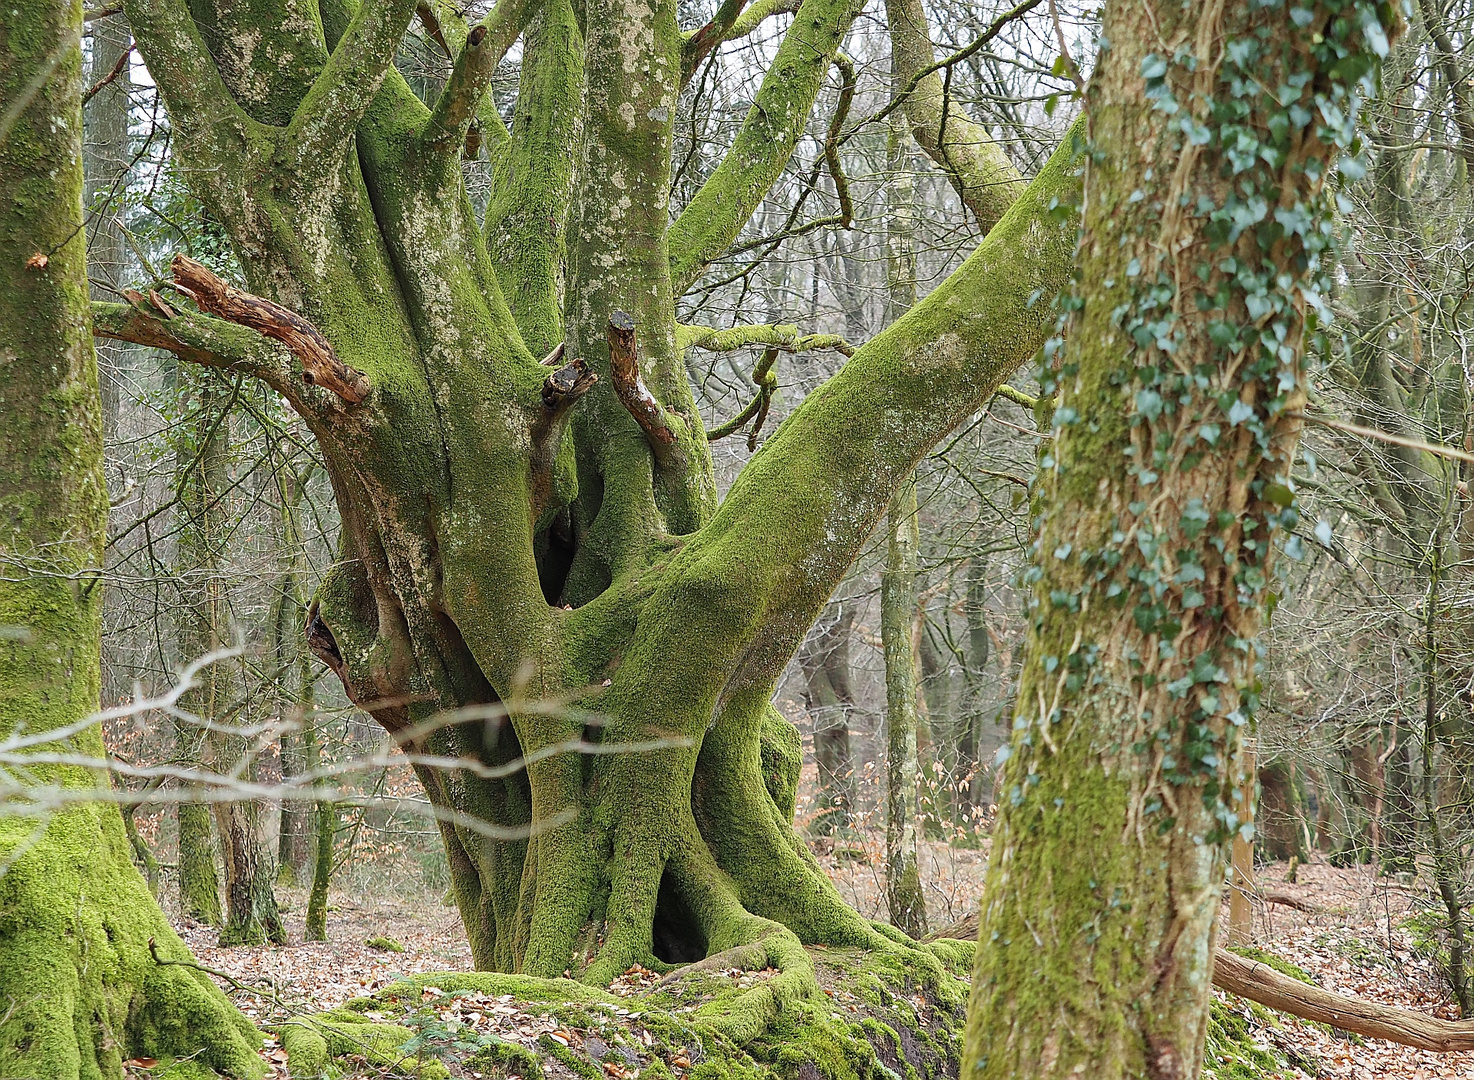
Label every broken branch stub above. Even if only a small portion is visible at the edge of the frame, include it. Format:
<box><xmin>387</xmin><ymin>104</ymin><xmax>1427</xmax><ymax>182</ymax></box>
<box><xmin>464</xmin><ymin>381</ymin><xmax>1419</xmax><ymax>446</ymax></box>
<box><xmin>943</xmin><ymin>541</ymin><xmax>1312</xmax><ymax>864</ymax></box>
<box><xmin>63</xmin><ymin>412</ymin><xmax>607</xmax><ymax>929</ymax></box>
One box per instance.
<box><xmin>170</xmin><ymin>254</ymin><xmax>370</xmax><ymax>403</ymax></box>
<box><xmin>608</xmin><ymin>310</ymin><xmax>677</xmax><ymax>455</ymax></box>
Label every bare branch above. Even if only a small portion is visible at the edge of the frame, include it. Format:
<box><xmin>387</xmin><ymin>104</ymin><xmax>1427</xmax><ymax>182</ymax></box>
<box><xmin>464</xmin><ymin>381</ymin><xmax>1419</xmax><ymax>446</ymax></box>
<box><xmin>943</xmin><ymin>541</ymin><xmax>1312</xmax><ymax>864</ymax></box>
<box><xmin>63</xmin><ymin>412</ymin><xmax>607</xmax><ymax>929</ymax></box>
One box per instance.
<box><xmin>91</xmin><ymin>300</ymin><xmax>296</xmax><ymax>388</ymax></box>
<box><xmin>707</xmin><ymin>347</ymin><xmax>778</xmax><ymax>447</ymax></box>
<box><xmin>169</xmin><ymin>255</ymin><xmax>370</xmax><ymax>403</ymax></box>
<box><xmin>82</xmin><ymin>42</ymin><xmax>132</xmax><ymax>105</ymax></box>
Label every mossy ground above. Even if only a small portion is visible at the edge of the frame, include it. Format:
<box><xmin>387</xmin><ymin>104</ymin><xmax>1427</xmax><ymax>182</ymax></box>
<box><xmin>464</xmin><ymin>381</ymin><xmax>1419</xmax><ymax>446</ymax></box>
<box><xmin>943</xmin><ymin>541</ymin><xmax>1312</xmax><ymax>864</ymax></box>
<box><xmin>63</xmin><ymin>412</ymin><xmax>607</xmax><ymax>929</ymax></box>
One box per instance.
<box><xmin>1202</xmin><ymin>947</ymin><xmax>1323</xmax><ymax>1080</ymax></box>
<box><xmin>276</xmin><ymin>939</ymin><xmax>972</xmax><ymax>1080</ymax></box>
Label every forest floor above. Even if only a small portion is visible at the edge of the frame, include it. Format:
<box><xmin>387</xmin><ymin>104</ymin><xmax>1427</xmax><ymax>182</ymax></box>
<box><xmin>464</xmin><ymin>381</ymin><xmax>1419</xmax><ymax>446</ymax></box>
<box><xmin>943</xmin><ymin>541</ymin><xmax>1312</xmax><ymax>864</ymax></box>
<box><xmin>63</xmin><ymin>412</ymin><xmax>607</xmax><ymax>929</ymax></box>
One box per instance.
<box><xmin>167</xmin><ymin>839</ymin><xmax>1474</xmax><ymax>1080</ymax></box>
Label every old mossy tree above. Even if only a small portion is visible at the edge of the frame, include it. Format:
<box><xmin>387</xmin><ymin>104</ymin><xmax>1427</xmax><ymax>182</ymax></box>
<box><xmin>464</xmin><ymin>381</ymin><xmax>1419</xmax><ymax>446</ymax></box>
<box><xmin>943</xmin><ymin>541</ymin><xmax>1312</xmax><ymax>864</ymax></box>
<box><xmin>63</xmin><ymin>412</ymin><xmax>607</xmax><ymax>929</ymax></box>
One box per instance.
<box><xmin>100</xmin><ymin>0</ymin><xmax>1080</xmax><ymax>996</ymax></box>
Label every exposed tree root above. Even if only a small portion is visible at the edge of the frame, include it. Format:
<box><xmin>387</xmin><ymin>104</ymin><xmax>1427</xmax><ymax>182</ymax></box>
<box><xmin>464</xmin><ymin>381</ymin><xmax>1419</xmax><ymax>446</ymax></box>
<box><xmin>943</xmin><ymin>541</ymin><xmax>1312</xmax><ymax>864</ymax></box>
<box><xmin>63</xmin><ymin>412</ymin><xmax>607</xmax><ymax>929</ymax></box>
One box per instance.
<box><xmin>280</xmin><ymin>935</ymin><xmax>975</xmax><ymax>1080</ymax></box>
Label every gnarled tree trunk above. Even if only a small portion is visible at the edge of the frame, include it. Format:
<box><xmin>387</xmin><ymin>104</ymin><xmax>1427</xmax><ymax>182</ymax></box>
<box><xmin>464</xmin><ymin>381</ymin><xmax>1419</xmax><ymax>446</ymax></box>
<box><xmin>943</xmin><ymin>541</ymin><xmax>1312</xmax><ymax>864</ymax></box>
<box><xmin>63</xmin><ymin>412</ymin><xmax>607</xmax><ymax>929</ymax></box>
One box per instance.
<box><xmin>104</xmin><ymin>0</ymin><xmax>1076</xmax><ymax>1015</ymax></box>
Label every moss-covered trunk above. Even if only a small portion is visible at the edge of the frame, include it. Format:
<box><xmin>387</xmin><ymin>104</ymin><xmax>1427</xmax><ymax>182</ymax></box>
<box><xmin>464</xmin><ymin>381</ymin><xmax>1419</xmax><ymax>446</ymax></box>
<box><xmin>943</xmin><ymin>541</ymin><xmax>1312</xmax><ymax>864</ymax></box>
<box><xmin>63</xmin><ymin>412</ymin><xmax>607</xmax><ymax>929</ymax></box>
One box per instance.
<box><xmin>962</xmin><ymin>0</ymin><xmax>1394</xmax><ymax>1073</ymax></box>
<box><xmin>0</xmin><ymin>0</ymin><xmax>262</xmax><ymax>1072</ymax></box>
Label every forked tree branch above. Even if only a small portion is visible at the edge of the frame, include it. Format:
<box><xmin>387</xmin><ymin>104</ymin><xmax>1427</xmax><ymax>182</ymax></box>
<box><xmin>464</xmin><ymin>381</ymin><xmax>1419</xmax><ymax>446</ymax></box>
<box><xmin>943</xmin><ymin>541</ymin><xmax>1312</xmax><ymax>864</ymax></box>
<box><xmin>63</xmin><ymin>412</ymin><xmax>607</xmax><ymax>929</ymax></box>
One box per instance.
<box><xmin>169</xmin><ymin>255</ymin><xmax>370</xmax><ymax>403</ymax></box>
<box><xmin>123</xmin><ymin>0</ymin><xmax>253</xmax><ymax>175</ymax></box>
<box><xmin>281</xmin><ymin>0</ymin><xmax>419</xmax><ymax>181</ymax></box>
<box><xmin>608</xmin><ymin>312</ymin><xmax>679</xmax><ymax>462</ymax></box>
<box><xmin>425</xmin><ymin>0</ymin><xmax>540</xmax><ymax>156</ymax></box>
<box><xmin>707</xmin><ymin>347</ymin><xmax>778</xmax><ymax>448</ymax></box>
<box><xmin>824</xmin><ymin>52</ymin><xmax>857</xmax><ymax>229</ymax></box>
<box><xmin>682</xmin><ymin>0</ymin><xmax>750</xmax><ymax>86</ymax></box>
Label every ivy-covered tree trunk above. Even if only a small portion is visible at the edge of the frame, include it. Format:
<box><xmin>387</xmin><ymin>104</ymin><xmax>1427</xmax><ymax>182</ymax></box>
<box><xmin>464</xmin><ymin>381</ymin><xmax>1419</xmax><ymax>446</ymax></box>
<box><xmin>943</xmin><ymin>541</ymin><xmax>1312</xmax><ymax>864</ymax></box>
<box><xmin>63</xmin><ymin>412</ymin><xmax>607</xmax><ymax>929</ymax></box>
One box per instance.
<box><xmin>102</xmin><ymin>0</ymin><xmax>1079</xmax><ymax>1047</ymax></box>
<box><xmin>962</xmin><ymin>0</ymin><xmax>1394</xmax><ymax>1073</ymax></box>
<box><xmin>0</xmin><ymin>1</ymin><xmax>262</xmax><ymax>1073</ymax></box>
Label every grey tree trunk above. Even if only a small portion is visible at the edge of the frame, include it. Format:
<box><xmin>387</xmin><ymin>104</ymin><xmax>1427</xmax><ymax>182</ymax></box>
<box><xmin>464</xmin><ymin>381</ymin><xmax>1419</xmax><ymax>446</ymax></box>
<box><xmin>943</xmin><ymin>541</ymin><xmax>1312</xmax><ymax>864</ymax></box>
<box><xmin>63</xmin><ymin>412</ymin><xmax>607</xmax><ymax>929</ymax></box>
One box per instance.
<box><xmin>83</xmin><ymin>10</ymin><xmax>131</xmax><ymax>440</ymax></box>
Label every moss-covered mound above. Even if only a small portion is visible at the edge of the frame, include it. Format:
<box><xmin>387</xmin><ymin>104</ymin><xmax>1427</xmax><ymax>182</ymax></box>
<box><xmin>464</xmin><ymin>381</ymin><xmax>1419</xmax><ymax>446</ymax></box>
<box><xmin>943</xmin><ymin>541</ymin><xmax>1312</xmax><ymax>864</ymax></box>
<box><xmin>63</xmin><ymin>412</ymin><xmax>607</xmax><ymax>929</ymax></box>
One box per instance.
<box><xmin>278</xmin><ymin>937</ymin><xmax>973</xmax><ymax>1080</ymax></box>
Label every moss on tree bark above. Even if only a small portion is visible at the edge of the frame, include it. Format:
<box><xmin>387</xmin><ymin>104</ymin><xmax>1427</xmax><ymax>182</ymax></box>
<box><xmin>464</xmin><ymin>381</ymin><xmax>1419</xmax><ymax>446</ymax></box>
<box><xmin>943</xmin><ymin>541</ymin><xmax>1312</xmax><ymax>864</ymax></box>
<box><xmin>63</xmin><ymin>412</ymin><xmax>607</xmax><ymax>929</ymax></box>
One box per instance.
<box><xmin>0</xmin><ymin>0</ymin><xmax>263</xmax><ymax>1073</ymax></box>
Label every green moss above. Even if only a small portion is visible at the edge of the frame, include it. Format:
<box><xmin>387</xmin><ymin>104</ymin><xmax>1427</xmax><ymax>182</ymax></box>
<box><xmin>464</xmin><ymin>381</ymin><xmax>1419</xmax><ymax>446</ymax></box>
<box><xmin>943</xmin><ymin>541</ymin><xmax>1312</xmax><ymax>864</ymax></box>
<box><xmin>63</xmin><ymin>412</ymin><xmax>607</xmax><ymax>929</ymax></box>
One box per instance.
<box><xmin>369</xmin><ymin>935</ymin><xmax>409</xmax><ymax>952</ymax></box>
<box><xmin>1225</xmin><ymin>946</ymin><xmax>1316</xmax><ymax>984</ymax></box>
<box><xmin>1202</xmin><ymin>1001</ymin><xmax>1299</xmax><ymax>1080</ymax></box>
<box><xmin>280</xmin><ymin>948</ymin><xmax>969</xmax><ymax>1080</ymax></box>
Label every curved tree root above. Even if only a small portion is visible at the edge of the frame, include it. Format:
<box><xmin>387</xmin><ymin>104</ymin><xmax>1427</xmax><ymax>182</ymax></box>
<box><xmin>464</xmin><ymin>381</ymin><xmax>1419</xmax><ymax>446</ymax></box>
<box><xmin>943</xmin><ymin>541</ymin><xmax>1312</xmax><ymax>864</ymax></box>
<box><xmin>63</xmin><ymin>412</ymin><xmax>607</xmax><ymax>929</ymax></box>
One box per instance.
<box><xmin>0</xmin><ymin>806</ymin><xmax>264</xmax><ymax>1078</ymax></box>
<box><xmin>281</xmin><ymin>932</ymin><xmax>972</xmax><ymax>1080</ymax></box>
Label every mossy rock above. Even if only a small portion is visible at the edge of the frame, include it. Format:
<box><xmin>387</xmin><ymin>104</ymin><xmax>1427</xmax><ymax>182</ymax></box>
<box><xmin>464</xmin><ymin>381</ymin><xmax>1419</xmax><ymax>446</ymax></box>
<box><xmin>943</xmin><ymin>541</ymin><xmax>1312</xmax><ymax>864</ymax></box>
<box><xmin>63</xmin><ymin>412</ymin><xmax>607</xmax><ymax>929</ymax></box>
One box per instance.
<box><xmin>368</xmin><ymin>935</ymin><xmax>409</xmax><ymax>953</ymax></box>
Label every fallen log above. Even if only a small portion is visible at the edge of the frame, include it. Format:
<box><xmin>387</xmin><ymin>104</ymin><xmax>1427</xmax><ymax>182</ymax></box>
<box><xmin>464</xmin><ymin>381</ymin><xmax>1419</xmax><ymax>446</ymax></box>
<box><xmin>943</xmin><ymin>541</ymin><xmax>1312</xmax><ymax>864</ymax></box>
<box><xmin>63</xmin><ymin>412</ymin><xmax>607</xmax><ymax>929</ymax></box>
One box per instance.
<box><xmin>927</xmin><ymin>913</ymin><xmax>1474</xmax><ymax>1052</ymax></box>
<box><xmin>1211</xmin><ymin>948</ymin><xmax>1474</xmax><ymax>1052</ymax></box>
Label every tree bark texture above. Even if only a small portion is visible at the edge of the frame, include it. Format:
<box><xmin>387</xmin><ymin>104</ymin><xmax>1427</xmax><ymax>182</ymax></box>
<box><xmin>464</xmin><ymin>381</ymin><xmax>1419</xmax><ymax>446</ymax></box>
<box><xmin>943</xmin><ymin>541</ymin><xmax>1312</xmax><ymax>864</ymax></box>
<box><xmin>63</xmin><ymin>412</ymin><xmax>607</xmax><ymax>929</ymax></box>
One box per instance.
<box><xmin>962</xmin><ymin>0</ymin><xmax>1395</xmax><ymax>1073</ymax></box>
<box><xmin>84</xmin><ymin>6</ymin><xmax>132</xmax><ymax>439</ymax></box>
<box><xmin>0</xmin><ymin>1</ymin><xmax>260</xmax><ymax>1072</ymax></box>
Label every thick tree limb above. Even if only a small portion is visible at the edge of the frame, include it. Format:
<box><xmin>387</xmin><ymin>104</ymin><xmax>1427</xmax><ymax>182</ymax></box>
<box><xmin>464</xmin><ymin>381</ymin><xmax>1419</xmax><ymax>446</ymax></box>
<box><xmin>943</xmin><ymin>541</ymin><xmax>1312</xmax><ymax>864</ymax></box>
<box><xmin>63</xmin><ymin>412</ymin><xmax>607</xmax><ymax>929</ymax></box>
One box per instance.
<box><xmin>425</xmin><ymin>0</ymin><xmax>539</xmax><ymax>154</ymax></box>
<box><xmin>723</xmin><ymin>0</ymin><xmax>802</xmax><ymax>39</ymax></box>
<box><xmin>682</xmin><ymin>0</ymin><xmax>750</xmax><ymax>86</ymax></box>
<box><xmin>169</xmin><ymin>255</ymin><xmax>369</xmax><ymax>403</ymax></box>
<box><xmin>678</xmin><ymin>323</ymin><xmax>854</xmax><ymax>356</ymax></box>
<box><xmin>669</xmin><ymin>0</ymin><xmax>864</xmax><ymax>293</ymax></box>
<box><xmin>882</xmin><ymin>0</ymin><xmax>1032</xmax><ymax>230</ymax></box>
<box><xmin>608</xmin><ymin>312</ymin><xmax>678</xmax><ymax>460</ymax></box>
<box><xmin>281</xmin><ymin>0</ymin><xmax>419</xmax><ymax>182</ymax></box>
<box><xmin>1213</xmin><ymin>948</ymin><xmax>1474</xmax><ymax>1052</ymax></box>
<box><xmin>122</xmin><ymin>0</ymin><xmax>252</xmax><ymax>175</ymax></box>
<box><xmin>91</xmin><ymin>300</ymin><xmax>297</xmax><ymax>385</ymax></box>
